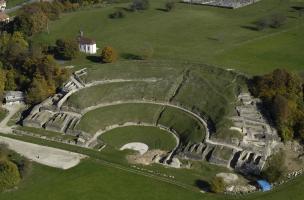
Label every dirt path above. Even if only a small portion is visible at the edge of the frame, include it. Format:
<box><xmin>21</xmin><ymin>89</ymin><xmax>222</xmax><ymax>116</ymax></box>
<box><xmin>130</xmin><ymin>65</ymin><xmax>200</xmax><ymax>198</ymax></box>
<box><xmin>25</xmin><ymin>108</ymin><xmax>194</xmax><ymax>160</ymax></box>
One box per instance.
<box><xmin>0</xmin><ymin>136</ymin><xmax>87</xmax><ymax>169</ymax></box>
<box><xmin>0</xmin><ymin>104</ymin><xmax>25</xmax><ymax>133</ymax></box>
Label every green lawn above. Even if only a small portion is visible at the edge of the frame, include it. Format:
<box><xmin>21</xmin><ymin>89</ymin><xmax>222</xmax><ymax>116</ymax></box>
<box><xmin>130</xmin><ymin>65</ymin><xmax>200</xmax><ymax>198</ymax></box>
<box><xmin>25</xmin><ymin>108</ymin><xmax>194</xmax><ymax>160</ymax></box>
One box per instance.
<box><xmin>158</xmin><ymin>106</ymin><xmax>205</xmax><ymax>143</ymax></box>
<box><xmin>0</xmin><ymin>158</ymin><xmax>304</xmax><ymax>200</ymax></box>
<box><xmin>77</xmin><ymin>103</ymin><xmax>161</xmax><ymax>135</ymax></box>
<box><xmin>101</xmin><ymin>125</ymin><xmax>177</xmax><ymax>151</ymax></box>
<box><xmin>77</xmin><ymin>103</ymin><xmax>206</xmax><ymax>144</ymax></box>
<box><xmin>65</xmin><ymin>80</ymin><xmax>174</xmax><ymax>109</ymax></box>
<box><xmin>33</xmin><ymin>0</ymin><xmax>304</xmax><ymax>74</ymax></box>
<box><xmin>6</xmin><ymin>0</ymin><xmax>27</xmax><ymax>8</ymax></box>
<box><xmin>0</xmin><ymin>108</ymin><xmax>7</xmax><ymax>122</ymax></box>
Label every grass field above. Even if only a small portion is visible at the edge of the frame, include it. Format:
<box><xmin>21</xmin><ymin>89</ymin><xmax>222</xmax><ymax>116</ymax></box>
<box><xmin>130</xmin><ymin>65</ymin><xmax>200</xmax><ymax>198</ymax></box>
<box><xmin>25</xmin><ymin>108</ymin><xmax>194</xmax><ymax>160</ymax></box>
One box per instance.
<box><xmin>33</xmin><ymin>0</ymin><xmax>304</xmax><ymax>74</ymax></box>
<box><xmin>0</xmin><ymin>158</ymin><xmax>303</xmax><ymax>200</ymax></box>
<box><xmin>6</xmin><ymin>0</ymin><xmax>27</xmax><ymax>8</ymax></box>
<box><xmin>6</xmin><ymin>0</ymin><xmax>304</xmax><ymax>199</ymax></box>
<box><xmin>77</xmin><ymin>103</ymin><xmax>206</xmax><ymax>143</ymax></box>
<box><xmin>65</xmin><ymin>80</ymin><xmax>174</xmax><ymax>109</ymax></box>
<box><xmin>101</xmin><ymin>125</ymin><xmax>177</xmax><ymax>151</ymax></box>
<box><xmin>66</xmin><ymin>60</ymin><xmax>241</xmax><ymax>140</ymax></box>
<box><xmin>158</xmin><ymin>107</ymin><xmax>205</xmax><ymax>143</ymax></box>
<box><xmin>77</xmin><ymin>103</ymin><xmax>160</xmax><ymax>134</ymax></box>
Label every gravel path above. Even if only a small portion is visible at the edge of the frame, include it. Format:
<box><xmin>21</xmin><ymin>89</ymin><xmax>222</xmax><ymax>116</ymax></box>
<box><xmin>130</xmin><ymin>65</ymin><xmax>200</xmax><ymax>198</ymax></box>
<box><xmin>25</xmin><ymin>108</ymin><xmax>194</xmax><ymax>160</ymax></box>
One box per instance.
<box><xmin>0</xmin><ymin>136</ymin><xmax>87</xmax><ymax>169</ymax></box>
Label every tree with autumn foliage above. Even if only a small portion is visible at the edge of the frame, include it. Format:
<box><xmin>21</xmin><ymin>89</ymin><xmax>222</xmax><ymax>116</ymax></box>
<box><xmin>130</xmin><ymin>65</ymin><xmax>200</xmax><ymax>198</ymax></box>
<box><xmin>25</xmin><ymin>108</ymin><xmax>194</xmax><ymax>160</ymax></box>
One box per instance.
<box><xmin>250</xmin><ymin>69</ymin><xmax>304</xmax><ymax>142</ymax></box>
<box><xmin>100</xmin><ymin>46</ymin><xmax>118</xmax><ymax>63</ymax></box>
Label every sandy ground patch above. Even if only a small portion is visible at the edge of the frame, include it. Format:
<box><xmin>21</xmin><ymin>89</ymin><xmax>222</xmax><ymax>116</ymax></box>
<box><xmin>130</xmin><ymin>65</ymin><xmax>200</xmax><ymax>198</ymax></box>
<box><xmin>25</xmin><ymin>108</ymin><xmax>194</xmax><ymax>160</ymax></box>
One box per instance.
<box><xmin>0</xmin><ymin>136</ymin><xmax>87</xmax><ymax>170</ymax></box>
<box><xmin>120</xmin><ymin>142</ymin><xmax>149</xmax><ymax>155</ymax></box>
<box><xmin>126</xmin><ymin>150</ymin><xmax>166</xmax><ymax>165</ymax></box>
<box><xmin>283</xmin><ymin>141</ymin><xmax>304</xmax><ymax>171</ymax></box>
<box><xmin>216</xmin><ymin>173</ymin><xmax>239</xmax><ymax>184</ymax></box>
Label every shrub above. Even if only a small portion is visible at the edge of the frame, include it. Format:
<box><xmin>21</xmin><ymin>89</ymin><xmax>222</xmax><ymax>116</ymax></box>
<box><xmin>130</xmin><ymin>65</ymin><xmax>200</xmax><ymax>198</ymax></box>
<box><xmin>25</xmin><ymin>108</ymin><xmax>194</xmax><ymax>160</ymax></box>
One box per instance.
<box><xmin>0</xmin><ymin>159</ymin><xmax>21</xmax><ymax>191</ymax></box>
<box><xmin>165</xmin><ymin>1</ymin><xmax>175</xmax><ymax>12</ymax></box>
<box><xmin>101</xmin><ymin>46</ymin><xmax>118</xmax><ymax>63</ymax></box>
<box><xmin>55</xmin><ymin>38</ymin><xmax>79</xmax><ymax>60</ymax></box>
<box><xmin>130</xmin><ymin>0</ymin><xmax>149</xmax><ymax>11</ymax></box>
<box><xmin>109</xmin><ymin>10</ymin><xmax>125</xmax><ymax>19</ymax></box>
<box><xmin>255</xmin><ymin>14</ymin><xmax>286</xmax><ymax>31</ymax></box>
<box><xmin>210</xmin><ymin>176</ymin><xmax>225</xmax><ymax>193</ymax></box>
<box><xmin>255</xmin><ymin>18</ymin><xmax>271</xmax><ymax>31</ymax></box>
<box><xmin>270</xmin><ymin>14</ymin><xmax>287</xmax><ymax>28</ymax></box>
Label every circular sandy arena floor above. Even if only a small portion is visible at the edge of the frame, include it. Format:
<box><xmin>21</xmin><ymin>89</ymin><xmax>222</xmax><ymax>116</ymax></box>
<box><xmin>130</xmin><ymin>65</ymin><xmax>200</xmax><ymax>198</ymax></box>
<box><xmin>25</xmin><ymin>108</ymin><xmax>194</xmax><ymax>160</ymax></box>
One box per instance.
<box><xmin>120</xmin><ymin>142</ymin><xmax>149</xmax><ymax>155</ymax></box>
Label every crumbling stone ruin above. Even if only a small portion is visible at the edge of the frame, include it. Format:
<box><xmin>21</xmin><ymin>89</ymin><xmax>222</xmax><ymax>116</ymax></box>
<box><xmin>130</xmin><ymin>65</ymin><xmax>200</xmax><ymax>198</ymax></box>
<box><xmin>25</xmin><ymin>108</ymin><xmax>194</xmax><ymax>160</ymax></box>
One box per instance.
<box><xmin>175</xmin><ymin>93</ymin><xmax>281</xmax><ymax>175</ymax></box>
<box><xmin>21</xmin><ymin>67</ymin><xmax>280</xmax><ymax>175</ymax></box>
<box><xmin>182</xmin><ymin>0</ymin><xmax>261</xmax><ymax>9</ymax></box>
<box><xmin>22</xmin><ymin>69</ymin><xmax>91</xmax><ymax>145</ymax></box>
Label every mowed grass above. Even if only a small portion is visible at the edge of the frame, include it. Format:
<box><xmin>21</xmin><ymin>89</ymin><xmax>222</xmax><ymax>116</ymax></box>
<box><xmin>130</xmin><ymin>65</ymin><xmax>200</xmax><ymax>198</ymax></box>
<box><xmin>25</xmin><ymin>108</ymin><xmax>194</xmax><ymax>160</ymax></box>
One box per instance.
<box><xmin>158</xmin><ymin>107</ymin><xmax>205</xmax><ymax>143</ymax></box>
<box><xmin>6</xmin><ymin>0</ymin><xmax>27</xmax><ymax>8</ymax></box>
<box><xmin>0</xmin><ymin>159</ymin><xmax>304</xmax><ymax>200</ymax></box>
<box><xmin>33</xmin><ymin>0</ymin><xmax>304</xmax><ymax>74</ymax></box>
<box><xmin>80</xmin><ymin>60</ymin><xmax>182</xmax><ymax>83</ymax></box>
<box><xmin>77</xmin><ymin>103</ymin><xmax>205</xmax><ymax>143</ymax></box>
<box><xmin>65</xmin><ymin>80</ymin><xmax>174</xmax><ymax>109</ymax></box>
<box><xmin>101</xmin><ymin>125</ymin><xmax>176</xmax><ymax>151</ymax></box>
<box><xmin>77</xmin><ymin>103</ymin><xmax>160</xmax><ymax>134</ymax></box>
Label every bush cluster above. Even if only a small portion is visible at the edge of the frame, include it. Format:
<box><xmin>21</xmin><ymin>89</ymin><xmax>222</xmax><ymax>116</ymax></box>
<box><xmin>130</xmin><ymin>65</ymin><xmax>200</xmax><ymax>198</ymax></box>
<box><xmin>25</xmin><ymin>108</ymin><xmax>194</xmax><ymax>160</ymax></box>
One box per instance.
<box><xmin>0</xmin><ymin>144</ymin><xmax>31</xmax><ymax>192</ymax></box>
<box><xmin>109</xmin><ymin>10</ymin><xmax>125</xmax><ymax>19</ymax></box>
<box><xmin>255</xmin><ymin>14</ymin><xmax>287</xmax><ymax>31</ymax></box>
<box><xmin>250</xmin><ymin>69</ymin><xmax>304</xmax><ymax>142</ymax></box>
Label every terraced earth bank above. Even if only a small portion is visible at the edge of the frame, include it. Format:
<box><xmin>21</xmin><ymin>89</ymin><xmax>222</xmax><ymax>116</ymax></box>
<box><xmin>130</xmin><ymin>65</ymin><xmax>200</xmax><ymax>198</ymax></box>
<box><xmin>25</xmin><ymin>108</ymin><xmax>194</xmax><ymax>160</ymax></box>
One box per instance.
<box><xmin>22</xmin><ymin>60</ymin><xmax>277</xmax><ymax>172</ymax></box>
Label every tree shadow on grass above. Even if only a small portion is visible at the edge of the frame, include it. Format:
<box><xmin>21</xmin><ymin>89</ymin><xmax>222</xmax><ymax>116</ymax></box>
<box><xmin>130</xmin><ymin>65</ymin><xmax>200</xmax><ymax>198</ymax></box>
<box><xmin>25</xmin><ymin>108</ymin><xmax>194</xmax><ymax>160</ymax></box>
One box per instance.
<box><xmin>86</xmin><ymin>55</ymin><xmax>101</xmax><ymax>63</ymax></box>
<box><xmin>240</xmin><ymin>25</ymin><xmax>259</xmax><ymax>31</ymax></box>
<box><xmin>195</xmin><ymin>180</ymin><xmax>211</xmax><ymax>192</ymax></box>
<box><xmin>155</xmin><ymin>8</ymin><xmax>168</xmax><ymax>12</ymax></box>
<box><xmin>121</xmin><ymin>53</ymin><xmax>142</xmax><ymax>60</ymax></box>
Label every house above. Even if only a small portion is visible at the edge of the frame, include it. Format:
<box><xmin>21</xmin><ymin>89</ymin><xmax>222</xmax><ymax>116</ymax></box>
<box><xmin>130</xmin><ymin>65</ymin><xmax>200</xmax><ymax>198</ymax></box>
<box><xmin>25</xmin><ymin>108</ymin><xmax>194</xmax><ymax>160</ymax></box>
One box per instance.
<box><xmin>0</xmin><ymin>0</ymin><xmax>6</xmax><ymax>11</ymax></box>
<box><xmin>0</xmin><ymin>12</ymin><xmax>9</xmax><ymax>23</ymax></box>
<box><xmin>4</xmin><ymin>91</ymin><xmax>25</xmax><ymax>104</ymax></box>
<box><xmin>77</xmin><ymin>31</ymin><xmax>97</xmax><ymax>54</ymax></box>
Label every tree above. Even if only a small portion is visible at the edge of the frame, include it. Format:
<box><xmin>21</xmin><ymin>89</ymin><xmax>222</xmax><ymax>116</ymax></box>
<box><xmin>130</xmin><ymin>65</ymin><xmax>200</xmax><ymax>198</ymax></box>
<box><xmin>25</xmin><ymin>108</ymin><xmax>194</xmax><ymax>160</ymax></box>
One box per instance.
<box><xmin>0</xmin><ymin>68</ymin><xmax>6</xmax><ymax>99</ymax></box>
<box><xmin>0</xmin><ymin>159</ymin><xmax>21</xmax><ymax>191</ymax></box>
<box><xmin>210</xmin><ymin>176</ymin><xmax>225</xmax><ymax>193</ymax></box>
<box><xmin>255</xmin><ymin>17</ymin><xmax>271</xmax><ymax>31</ymax></box>
<box><xmin>109</xmin><ymin>10</ymin><xmax>125</xmax><ymax>19</ymax></box>
<box><xmin>270</xmin><ymin>14</ymin><xmax>287</xmax><ymax>28</ymax></box>
<box><xmin>55</xmin><ymin>38</ymin><xmax>79</xmax><ymax>60</ymax></box>
<box><xmin>165</xmin><ymin>1</ymin><xmax>175</xmax><ymax>12</ymax></box>
<box><xmin>5</xmin><ymin>70</ymin><xmax>17</xmax><ymax>91</ymax></box>
<box><xmin>250</xmin><ymin>69</ymin><xmax>303</xmax><ymax>142</ymax></box>
<box><xmin>101</xmin><ymin>46</ymin><xmax>118</xmax><ymax>63</ymax></box>
<box><xmin>26</xmin><ymin>74</ymin><xmax>51</xmax><ymax>104</ymax></box>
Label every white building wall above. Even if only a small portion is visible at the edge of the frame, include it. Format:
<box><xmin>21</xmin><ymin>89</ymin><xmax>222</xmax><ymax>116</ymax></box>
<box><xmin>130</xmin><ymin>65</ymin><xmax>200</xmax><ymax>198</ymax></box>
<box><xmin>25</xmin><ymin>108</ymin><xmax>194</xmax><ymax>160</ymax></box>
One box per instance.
<box><xmin>0</xmin><ymin>2</ymin><xmax>6</xmax><ymax>11</ymax></box>
<box><xmin>79</xmin><ymin>44</ymin><xmax>97</xmax><ymax>54</ymax></box>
